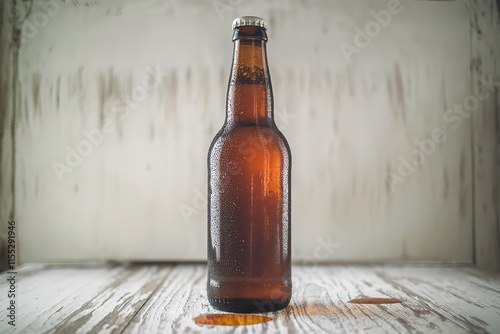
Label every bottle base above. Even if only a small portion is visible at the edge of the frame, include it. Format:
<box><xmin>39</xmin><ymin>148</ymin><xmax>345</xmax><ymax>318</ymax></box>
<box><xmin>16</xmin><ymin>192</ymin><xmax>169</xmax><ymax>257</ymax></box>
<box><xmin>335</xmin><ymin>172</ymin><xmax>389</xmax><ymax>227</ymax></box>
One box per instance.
<box><xmin>208</xmin><ymin>296</ymin><xmax>291</xmax><ymax>313</ymax></box>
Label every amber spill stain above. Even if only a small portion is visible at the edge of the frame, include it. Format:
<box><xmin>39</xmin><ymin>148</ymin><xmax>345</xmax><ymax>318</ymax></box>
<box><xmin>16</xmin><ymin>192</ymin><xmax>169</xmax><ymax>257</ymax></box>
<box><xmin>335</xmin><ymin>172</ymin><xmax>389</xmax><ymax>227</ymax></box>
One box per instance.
<box><xmin>194</xmin><ymin>314</ymin><xmax>273</xmax><ymax>326</ymax></box>
<box><xmin>348</xmin><ymin>297</ymin><xmax>402</xmax><ymax>304</ymax></box>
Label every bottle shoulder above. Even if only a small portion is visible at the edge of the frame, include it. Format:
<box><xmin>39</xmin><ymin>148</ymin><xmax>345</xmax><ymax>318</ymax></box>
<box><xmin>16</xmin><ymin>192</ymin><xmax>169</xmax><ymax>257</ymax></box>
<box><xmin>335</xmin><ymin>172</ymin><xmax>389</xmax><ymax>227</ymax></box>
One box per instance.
<box><xmin>210</xmin><ymin>124</ymin><xmax>289</xmax><ymax>146</ymax></box>
<box><xmin>208</xmin><ymin>124</ymin><xmax>291</xmax><ymax>160</ymax></box>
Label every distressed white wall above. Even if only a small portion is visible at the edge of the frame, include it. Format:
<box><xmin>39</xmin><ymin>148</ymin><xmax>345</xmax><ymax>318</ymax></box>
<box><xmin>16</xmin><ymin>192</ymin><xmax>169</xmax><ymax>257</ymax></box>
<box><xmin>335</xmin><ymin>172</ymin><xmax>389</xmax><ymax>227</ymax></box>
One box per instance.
<box><xmin>470</xmin><ymin>0</ymin><xmax>500</xmax><ymax>271</ymax></box>
<box><xmin>3</xmin><ymin>0</ymin><xmax>479</xmax><ymax>263</ymax></box>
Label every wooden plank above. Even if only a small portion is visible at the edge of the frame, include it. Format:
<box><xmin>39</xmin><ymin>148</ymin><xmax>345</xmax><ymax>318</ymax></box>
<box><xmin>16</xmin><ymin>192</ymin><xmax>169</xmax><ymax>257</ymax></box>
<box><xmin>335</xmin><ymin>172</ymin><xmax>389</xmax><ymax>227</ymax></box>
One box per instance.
<box><xmin>0</xmin><ymin>264</ymin><xmax>171</xmax><ymax>333</ymax></box>
<box><xmin>286</xmin><ymin>266</ymin><xmax>475</xmax><ymax>334</ymax></box>
<box><xmin>378</xmin><ymin>266</ymin><xmax>500</xmax><ymax>333</ymax></box>
<box><xmin>46</xmin><ymin>264</ymin><xmax>169</xmax><ymax>334</ymax></box>
<box><xmin>461</xmin><ymin>267</ymin><xmax>500</xmax><ymax>290</ymax></box>
<box><xmin>124</xmin><ymin>265</ymin><xmax>489</xmax><ymax>333</ymax></box>
<box><xmin>1</xmin><ymin>265</ymin><xmax>499</xmax><ymax>333</ymax></box>
<box><xmin>469</xmin><ymin>0</ymin><xmax>500</xmax><ymax>271</ymax></box>
<box><xmin>123</xmin><ymin>265</ymin><xmax>215</xmax><ymax>333</ymax></box>
<box><xmin>0</xmin><ymin>263</ymin><xmax>46</xmax><ymax>285</ymax></box>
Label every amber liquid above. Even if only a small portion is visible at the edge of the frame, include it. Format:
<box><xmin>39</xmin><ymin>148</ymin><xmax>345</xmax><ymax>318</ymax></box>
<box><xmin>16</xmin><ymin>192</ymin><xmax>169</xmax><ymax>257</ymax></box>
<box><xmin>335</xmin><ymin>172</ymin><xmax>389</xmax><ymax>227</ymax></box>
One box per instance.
<box><xmin>194</xmin><ymin>314</ymin><xmax>273</xmax><ymax>326</ymax></box>
<box><xmin>348</xmin><ymin>298</ymin><xmax>402</xmax><ymax>304</ymax></box>
<box><xmin>207</xmin><ymin>28</ymin><xmax>291</xmax><ymax>313</ymax></box>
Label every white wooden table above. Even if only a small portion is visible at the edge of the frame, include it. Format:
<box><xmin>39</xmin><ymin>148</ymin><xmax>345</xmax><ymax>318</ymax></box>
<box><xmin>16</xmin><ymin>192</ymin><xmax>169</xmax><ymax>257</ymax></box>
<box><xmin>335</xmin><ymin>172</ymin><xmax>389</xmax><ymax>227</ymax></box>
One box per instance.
<box><xmin>0</xmin><ymin>264</ymin><xmax>499</xmax><ymax>333</ymax></box>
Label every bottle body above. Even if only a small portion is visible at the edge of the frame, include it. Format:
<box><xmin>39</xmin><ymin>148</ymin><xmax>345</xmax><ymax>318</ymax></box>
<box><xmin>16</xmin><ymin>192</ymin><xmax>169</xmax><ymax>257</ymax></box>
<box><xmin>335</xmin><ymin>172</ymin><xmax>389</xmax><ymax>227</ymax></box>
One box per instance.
<box><xmin>207</xmin><ymin>18</ymin><xmax>291</xmax><ymax>313</ymax></box>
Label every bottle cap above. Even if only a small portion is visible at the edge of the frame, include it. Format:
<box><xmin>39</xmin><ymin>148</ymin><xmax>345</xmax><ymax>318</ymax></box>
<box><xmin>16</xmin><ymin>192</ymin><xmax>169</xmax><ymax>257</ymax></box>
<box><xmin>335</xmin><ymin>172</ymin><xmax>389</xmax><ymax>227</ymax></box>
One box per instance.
<box><xmin>232</xmin><ymin>16</ymin><xmax>267</xmax><ymax>30</ymax></box>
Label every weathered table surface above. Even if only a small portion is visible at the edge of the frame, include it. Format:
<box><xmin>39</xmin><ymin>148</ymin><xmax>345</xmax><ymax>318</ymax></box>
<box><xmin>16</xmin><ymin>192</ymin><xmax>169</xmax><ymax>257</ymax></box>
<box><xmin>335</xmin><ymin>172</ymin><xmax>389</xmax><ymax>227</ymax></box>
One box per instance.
<box><xmin>0</xmin><ymin>264</ymin><xmax>499</xmax><ymax>333</ymax></box>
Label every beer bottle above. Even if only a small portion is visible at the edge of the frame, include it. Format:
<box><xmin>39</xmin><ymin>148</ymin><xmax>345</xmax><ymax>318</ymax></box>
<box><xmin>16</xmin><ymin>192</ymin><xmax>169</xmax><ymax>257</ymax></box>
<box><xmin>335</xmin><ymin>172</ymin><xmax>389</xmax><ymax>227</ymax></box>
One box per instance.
<box><xmin>207</xmin><ymin>16</ymin><xmax>292</xmax><ymax>313</ymax></box>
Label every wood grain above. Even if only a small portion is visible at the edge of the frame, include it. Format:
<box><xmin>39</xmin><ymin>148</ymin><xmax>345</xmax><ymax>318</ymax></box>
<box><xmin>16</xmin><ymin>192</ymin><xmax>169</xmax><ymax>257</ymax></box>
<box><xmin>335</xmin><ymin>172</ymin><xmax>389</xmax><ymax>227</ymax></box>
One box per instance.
<box><xmin>378</xmin><ymin>266</ymin><xmax>500</xmax><ymax>333</ymax></box>
<box><xmin>0</xmin><ymin>264</ymin><xmax>172</xmax><ymax>333</ymax></box>
<box><xmin>123</xmin><ymin>265</ymin><xmax>211</xmax><ymax>333</ymax></box>
<box><xmin>0</xmin><ymin>264</ymin><xmax>493</xmax><ymax>333</ymax></box>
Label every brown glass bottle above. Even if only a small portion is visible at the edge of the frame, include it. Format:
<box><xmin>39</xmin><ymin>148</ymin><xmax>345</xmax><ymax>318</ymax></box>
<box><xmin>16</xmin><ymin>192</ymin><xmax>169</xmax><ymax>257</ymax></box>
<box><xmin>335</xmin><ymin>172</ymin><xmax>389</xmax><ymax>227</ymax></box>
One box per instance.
<box><xmin>207</xmin><ymin>16</ymin><xmax>291</xmax><ymax>313</ymax></box>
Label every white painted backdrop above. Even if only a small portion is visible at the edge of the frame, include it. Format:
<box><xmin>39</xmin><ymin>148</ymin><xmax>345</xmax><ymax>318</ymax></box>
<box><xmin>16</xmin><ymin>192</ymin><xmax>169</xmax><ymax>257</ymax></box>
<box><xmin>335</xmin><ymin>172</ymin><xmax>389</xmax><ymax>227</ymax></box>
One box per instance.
<box><xmin>3</xmin><ymin>0</ymin><xmax>478</xmax><ymax>263</ymax></box>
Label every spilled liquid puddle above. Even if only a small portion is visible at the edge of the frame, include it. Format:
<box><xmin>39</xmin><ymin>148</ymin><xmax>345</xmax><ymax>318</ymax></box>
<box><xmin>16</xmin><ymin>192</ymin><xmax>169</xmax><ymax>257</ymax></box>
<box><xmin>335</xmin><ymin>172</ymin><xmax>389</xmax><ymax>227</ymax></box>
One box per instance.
<box><xmin>348</xmin><ymin>297</ymin><xmax>402</xmax><ymax>304</ymax></box>
<box><xmin>194</xmin><ymin>314</ymin><xmax>273</xmax><ymax>326</ymax></box>
<box><xmin>194</xmin><ymin>298</ymin><xmax>401</xmax><ymax>326</ymax></box>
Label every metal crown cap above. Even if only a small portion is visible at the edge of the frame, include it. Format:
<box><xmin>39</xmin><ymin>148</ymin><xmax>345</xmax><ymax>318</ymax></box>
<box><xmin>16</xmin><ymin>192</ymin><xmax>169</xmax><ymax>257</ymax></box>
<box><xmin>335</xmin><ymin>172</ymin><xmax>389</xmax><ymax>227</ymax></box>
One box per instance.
<box><xmin>232</xmin><ymin>16</ymin><xmax>267</xmax><ymax>30</ymax></box>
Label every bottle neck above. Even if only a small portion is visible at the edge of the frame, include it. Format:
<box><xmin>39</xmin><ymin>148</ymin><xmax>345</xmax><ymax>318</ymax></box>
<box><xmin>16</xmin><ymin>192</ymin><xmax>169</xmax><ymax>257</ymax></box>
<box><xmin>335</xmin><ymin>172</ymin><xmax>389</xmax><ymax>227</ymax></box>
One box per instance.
<box><xmin>226</xmin><ymin>28</ymin><xmax>273</xmax><ymax>126</ymax></box>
